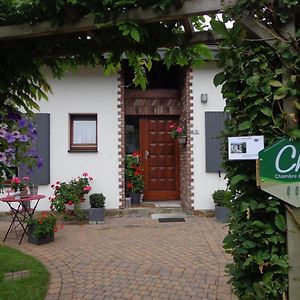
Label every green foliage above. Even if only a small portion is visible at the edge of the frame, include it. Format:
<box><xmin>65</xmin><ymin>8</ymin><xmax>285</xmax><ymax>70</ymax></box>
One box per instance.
<box><xmin>89</xmin><ymin>193</ymin><xmax>106</xmax><ymax>208</ymax></box>
<box><xmin>125</xmin><ymin>152</ymin><xmax>144</xmax><ymax>193</ymax></box>
<box><xmin>50</xmin><ymin>172</ymin><xmax>93</xmax><ymax>220</ymax></box>
<box><xmin>27</xmin><ymin>212</ymin><xmax>57</xmax><ymax>238</ymax></box>
<box><xmin>213</xmin><ymin>0</ymin><xmax>300</xmax><ymax>298</ymax></box>
<box><xmin>212</xmin><ymin>189</ymin><xmax>233</xmax><ymax>208</ymax></box>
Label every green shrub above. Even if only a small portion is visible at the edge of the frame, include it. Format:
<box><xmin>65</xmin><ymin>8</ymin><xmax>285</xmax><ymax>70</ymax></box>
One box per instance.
<box><xmin>212</xmin><ymin>189</ymin><xmax>232</xmax><ymax>208</ymax></box>
<box><xmin>89</xmin><ymin>193</ymin><xmax>105</xmax><ymax>208</ymax></box>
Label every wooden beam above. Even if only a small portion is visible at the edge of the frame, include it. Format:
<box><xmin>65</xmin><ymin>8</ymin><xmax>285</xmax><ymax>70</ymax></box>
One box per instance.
<box><xmin>182</xmin><ymin>17</ymin><xmax>194</xmax><ymax>36</ymax></box>
<box><xmin>0</xmin><ymin>0</ymin><xmax>235</xmax><ymax>41</ymax></box>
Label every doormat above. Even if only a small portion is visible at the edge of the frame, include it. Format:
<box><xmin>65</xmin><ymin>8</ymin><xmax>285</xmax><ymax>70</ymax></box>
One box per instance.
<box><xmin>158</xmin><ymin>218</ymin><xmax>185</xmax><ymax>223</ymax></box>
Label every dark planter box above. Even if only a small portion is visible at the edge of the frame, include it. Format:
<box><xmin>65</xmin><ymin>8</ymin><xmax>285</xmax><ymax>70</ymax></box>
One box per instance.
<box><xmin>215</xmin><ymin>205</ymin><xmax>231</xmax><ymax>223</ymax></box>
<box><xmin>89</xmin><ymin>207</ymin><xmax>105</xmax><ymax>224</ymax></box>
<box><xmin>131</xmin><ymin>193</ymin><xmax>141</xmax><ymax>205</ymax></box>
<box><xmin>28</xmin><ymin>224</ymin><xmax>54</xmax><ymax>245</ymax></box>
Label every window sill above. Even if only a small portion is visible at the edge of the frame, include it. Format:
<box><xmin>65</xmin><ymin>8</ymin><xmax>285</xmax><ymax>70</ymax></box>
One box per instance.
<box><xmin>68</xmin><ymin>149</ymin><xmax>98</xmax><ymax>153</ymax></box>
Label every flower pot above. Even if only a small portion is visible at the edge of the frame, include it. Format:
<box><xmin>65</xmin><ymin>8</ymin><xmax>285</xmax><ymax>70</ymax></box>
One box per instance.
<box><xmin>215</xmin><ymin>205</ymin><xmax>231</xmax><ymax>223</ymax></box>
<box><xmin>178</xmin><ymin>136</ymin><xmax>187</xmax><ymax>145</ymax></box>
<box><xmin>131</xmin><ymin>192</ymin><xmax>141</xmax><ymax>205</ymax></box>
<box><xmin>27</xmin><ymin>224</ymin><xmax>54</xmax><ymax>245</ymax></box>
<box><xmin>89</xmin><ymin>207</ymin><xmax>105</xmax><ymax>224</ymax></box>
<box><xmin>30</xmin><ymin>186</ymin><xmax>38</xmax><ymax>195</ymax></box>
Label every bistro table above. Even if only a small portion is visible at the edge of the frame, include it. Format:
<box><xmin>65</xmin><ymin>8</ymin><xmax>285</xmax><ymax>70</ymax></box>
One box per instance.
<box><xmin>1</xmin><ymin>194</ymin><xmax>45</xmax><ymax>244</ymax></box>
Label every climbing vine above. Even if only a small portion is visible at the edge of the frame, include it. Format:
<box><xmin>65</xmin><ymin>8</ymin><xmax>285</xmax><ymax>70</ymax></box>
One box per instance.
<box><xmin>0</xmin><ymin>0</ymin><xmax>210</xmax><ymax>187</ymax></box>
<box><xmin>213</xmin><ymin>0</ymin><xmax>300</xmax><ymax>299</ymax></box>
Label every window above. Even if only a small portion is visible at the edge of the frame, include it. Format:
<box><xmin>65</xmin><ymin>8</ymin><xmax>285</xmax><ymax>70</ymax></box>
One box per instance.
<box><xmin>70</xmin><ymin>114</ymin><xmax>97</xmax><ymax>151</ymax></box>
<box><xmin>125</xmin><ymin>116</ymin><xmax>139</xmax><ymax>154</ymax></box>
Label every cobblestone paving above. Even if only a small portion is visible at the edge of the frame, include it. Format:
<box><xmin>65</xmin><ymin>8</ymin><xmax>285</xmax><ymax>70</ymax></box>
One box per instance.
<box><xmin>0</xmin><ymin>216</ymin><xmax>236</xmax><ymax>300</ymax></box>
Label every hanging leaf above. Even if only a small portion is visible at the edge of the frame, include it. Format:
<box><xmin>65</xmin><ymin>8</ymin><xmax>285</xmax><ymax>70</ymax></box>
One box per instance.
<box><xmin>269</xmin><ymin>80</ymin><xmax>283</xmax><ymax>87</ymax></box>
<box><xmin>260</xmin><ymin>107</ymin><xmax>272</xmax><ymax>117</ymax></box>
<box><xmin>214</xmin><ymin>72</ymin><xmax>225</xmax><ymax>86</ymax></box>
<box><xmin>230</xmin><ymin>174</ymin><xmax>247</xmax><ymax>187</ymax></box>
<box><xmin>238</xmin><ymin>121</ymin><xmax>251</xmax><ymax>130</ymax></box>
<box><xmin>275</xmin><ymin>214</ymin><xmax>286</xmax><ymax>231</ymax></box>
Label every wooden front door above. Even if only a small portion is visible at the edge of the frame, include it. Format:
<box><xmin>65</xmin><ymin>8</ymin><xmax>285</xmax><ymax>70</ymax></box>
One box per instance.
<box><xmin>140</xmin><ymin>118</ymin><xmax>180</xmax><ymax>200</ymax></box>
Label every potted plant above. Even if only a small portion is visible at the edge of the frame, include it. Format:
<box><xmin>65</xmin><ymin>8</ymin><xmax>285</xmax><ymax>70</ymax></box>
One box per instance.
<box><xmin>89</xmin><ymin>193</ymin><xmax>106</xmax><ymax>224</ymax></box>
<box><xmin>212</xmin><ymin>189</ymin><xmax>232</xmax><ymax>222</ymax></box>
<box><xmin>27</xmin><ymin>212</ymin><xmax>57</xmax><ymax>245</ymax></box>
<box><xmin>50</xmin><ymin>172</ymin><xmax>93</xmax><ymax>220</ymax></box>
<box><xmin>169</xmin><ymin>123</ymin><xmax>187</xmax><ymax>145</ymax></box>
<box><xmin>125</xmin><ymin>152</ymin><xmax>144</xmax><ymax>205</ymax></box>
<box><xmin>29</xmin><ymin>183</ymin><xmax>39</xmax><ymax>195</ymax></box>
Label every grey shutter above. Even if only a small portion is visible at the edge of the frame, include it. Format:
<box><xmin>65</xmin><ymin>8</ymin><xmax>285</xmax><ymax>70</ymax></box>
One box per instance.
<box><xmin>205</xmin><ymin>112</ymin><xmax>228</xmax><ymax>173</ymax></box>
<box><xmin>19</xmin><ymin>113</ymin><xmax>50</xmax><ymax>184</ymax></box>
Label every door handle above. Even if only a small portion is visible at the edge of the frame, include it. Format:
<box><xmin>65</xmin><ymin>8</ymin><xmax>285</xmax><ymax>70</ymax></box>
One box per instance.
<box><xmin>145</xmin><ymin>150</ymin><xmax>150</xmax><ymax>160</ymax></box>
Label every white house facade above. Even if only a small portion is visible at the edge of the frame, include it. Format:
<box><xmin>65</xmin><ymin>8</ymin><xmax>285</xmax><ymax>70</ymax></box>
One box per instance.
<box><xmin>0</xmin><ymin>61</ymin><xmax>227</xmax><ymax>212</ymax></box>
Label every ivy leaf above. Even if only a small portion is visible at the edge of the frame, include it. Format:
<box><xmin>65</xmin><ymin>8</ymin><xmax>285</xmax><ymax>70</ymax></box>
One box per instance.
<box><xmin>262</xmin><ymin>272</ymin><xmax>273</xmax><ymax>285</ymax></box>
<box><xmin>214</xmin><ymin>72</ymin><xmax>225</xmax><ymax>87</ymax></box>
<box><xmin>269</xmin><ymin>80</ymin><xmax>283</xmax><ymax>87</ymax></box>
<box><xmin>130</xmin><ymin>28</ymin><xmax>140</xmax><ymax>43</ymax></box>
<box><xmin>253</xmin><ymin>282</ymin><xmax>266</xmax><ymax>299</ymax></box>
<box><xmin>238</xmin><ymin>121</ymin><xmax>251</xmax><ymax>130</ymax></box>
<box><xmin>274</xmin><ymin>93</ymin><xmax>286</xmax><ymax>100</ymax></box>
<box><xmin>288</xmin><ymin>128</ymin><xmax>300</xmax><ymax>139</ymax></box>
<box><xmin>230</xmin><ymin>174</ymin><xmax>247</xmax><ymax>188</ymax></box>
<box><xmin>275</xmin><ymin>214</ymin><xmax>286</xmax><ymax>231</ymax></box>
<box><xmin>210</xmin><ymin>19</ymin><xmax>228</xmax><ymax>37</ymax></box>
<box><xmin>243</xmin><ymin>240</ymin><xmax>256</xmax><ymax>249</ymax></box>
<box><xmin>252</xmin><ymin>220</ymin><xmax>265</xmax><ymax>229</ymax></box>
<box><xmin>260</xmin><ymin>107</ymin><xmax>272</xmax><ymax>117</ymax></box>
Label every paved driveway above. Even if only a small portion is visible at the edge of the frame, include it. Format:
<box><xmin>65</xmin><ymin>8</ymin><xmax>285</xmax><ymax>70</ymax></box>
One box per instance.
<box><xmin>0</xmin><ymin>216</ymin><xmax>235</xmax><ymax>300</ymax></box>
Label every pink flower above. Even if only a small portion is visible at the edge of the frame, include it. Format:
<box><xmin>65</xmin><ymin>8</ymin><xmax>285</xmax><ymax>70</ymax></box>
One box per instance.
<box><xmin>11</xmin><ymin>176</ymin><xmax>20</xmax><ymax>184</ymax></box>
<box><xmin>82</xmin><ymin>172</ymin><xmax>89</xmax><ymax>177</ymax></box>
<box><xmin>83</xmin><ymin>186</ymin><xmax>92</xmax><ymax>192</ymax></box>
<box><xmin>22</xmin><ymin>176</ymin><xmax>29</xmax><ymax>181</ymax></box>
<box><xmin>89</xmin><ymin>177</ymin><xmax>93</xmax><ymax>181</ymax></box>
<box><xmin>176</xmin><ymin>127</ymin><xmax>183</xmax><ymax>133</ymax></box>
<box><xmin>67</xmin><ymin>201</ymin><xmax>73</xmax><ymax>205</ymax></box>
<box><xmin>169</xmin><ymin>124</ymin><xmax>175</xmax><ymax>129</ymax></box>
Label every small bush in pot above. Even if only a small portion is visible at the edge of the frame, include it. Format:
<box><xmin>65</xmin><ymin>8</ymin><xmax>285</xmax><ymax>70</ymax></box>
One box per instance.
<box><xmin>212</xmin><ymin>189</ymin><xmax>232</xmax><ymax>222</ymax></box>
<box><xmin>89</xmin><ymin>193</ymin><xmax>105</xmax><ymax>223</ymax></box>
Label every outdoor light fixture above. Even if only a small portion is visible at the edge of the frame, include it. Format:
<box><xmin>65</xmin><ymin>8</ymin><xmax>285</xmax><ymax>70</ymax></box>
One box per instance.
<box><xmin>201</xmin><ymin>93</ymin><xmax>208</xmax><ymax>103</ymax></box>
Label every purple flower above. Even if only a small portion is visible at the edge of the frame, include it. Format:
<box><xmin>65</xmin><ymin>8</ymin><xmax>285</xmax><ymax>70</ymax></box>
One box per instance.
<box><xmin>18</xmin><ymin>118</ymin><xmax>27</xmax><ymax>128</ymax></box>
<box><xmin>12</xmin><ymin>131</ymin><xmax>21</xmax><ymax>139</ymax></box>
<box><xmin>0</xmin><ymin>152</ymin><xmax>6</xmax><ymax>162</ymax></box>
<box><xmin>5</xmin><ymin>133</ymin><xmax>16</xmax><ymax>143</ymax></box>
<box><xmin>19</xmin><ymin>135</ymin><xmax>29</xmax><ymax>142</ymax></box>
<box><xmin>5</xmin><ymin>147</ymin><xmax>15</xmax><ymax>155</ymax></box>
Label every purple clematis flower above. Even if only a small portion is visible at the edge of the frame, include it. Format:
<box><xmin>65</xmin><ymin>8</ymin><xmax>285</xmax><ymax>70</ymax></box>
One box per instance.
<box><xmin>19</xmin><ymin>135</ymin><xmax>29</xmax><ymax>142</ymax></box>
<box><xmin>5</xmin><ymin>133</ymin><xmax>16</xmax><ymax>143</ymax></box>
<box><xmin>18</xmin><ymin>118</ymin><xmax>27</xmax><ymax>128</ymax></box>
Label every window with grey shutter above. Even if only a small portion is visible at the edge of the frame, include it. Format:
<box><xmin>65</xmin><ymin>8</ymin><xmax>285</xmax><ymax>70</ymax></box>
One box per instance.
<box><xmin>205</xmin><ymin>112</ymin><xmax>228</xmax><ymax>173</ymax></box>
<box><xmin>19</xmin><ymin>113</ymin><xmax>50</xmax><ymax>184</ymax></box>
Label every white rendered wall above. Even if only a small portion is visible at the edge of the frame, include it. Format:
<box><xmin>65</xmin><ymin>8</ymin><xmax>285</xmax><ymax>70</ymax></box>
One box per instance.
<box><xmin>192</xmin><ymin>62</ymin><xmax>227</xmax><ymax>210</ymax></box>
<box><xmin>0</xmin><ymin>67</ymin><xmax>119</xmax><ymax>212</ymax></box>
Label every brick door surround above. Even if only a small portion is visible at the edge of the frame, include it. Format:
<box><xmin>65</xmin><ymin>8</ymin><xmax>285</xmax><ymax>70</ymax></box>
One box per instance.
<box><xmin>117</xmin><ymin>67</ymin><xmax>194</xmax><ymax>210</ymax></box>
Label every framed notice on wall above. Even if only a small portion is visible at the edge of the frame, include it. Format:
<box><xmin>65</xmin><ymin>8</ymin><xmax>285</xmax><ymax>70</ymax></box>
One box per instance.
<box><xmin>228</xmin><ymin>136</ymin><xmax>264</xmax><ymax>160</ymax></box>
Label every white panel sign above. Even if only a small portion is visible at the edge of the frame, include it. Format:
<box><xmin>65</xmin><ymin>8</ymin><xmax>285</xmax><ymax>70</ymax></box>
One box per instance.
<box><xmin>228</xmin><ymin>136</ymin><xmax>264</xmax><ymax>160</ymax></box>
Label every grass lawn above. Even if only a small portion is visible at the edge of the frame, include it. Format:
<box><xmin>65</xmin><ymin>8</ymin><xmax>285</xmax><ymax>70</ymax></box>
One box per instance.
<box><xmin>0</xmin><ymin>245</ymin><xmax>49</xmax><ymax>300</ymax></box>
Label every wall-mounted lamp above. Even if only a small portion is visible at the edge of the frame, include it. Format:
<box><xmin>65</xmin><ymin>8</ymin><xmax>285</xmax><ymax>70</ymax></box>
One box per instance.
<box><xmin>201</xmin><ymin>93</ymin><xmax>208</xmax><ymax>103</ymax></box>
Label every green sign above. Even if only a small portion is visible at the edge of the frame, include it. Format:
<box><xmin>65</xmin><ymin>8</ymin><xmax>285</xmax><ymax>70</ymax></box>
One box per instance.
<box><xmin>259</xmin><ymin>137</ymin><xmax>300</xmax><ymax>207</ymax></box>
